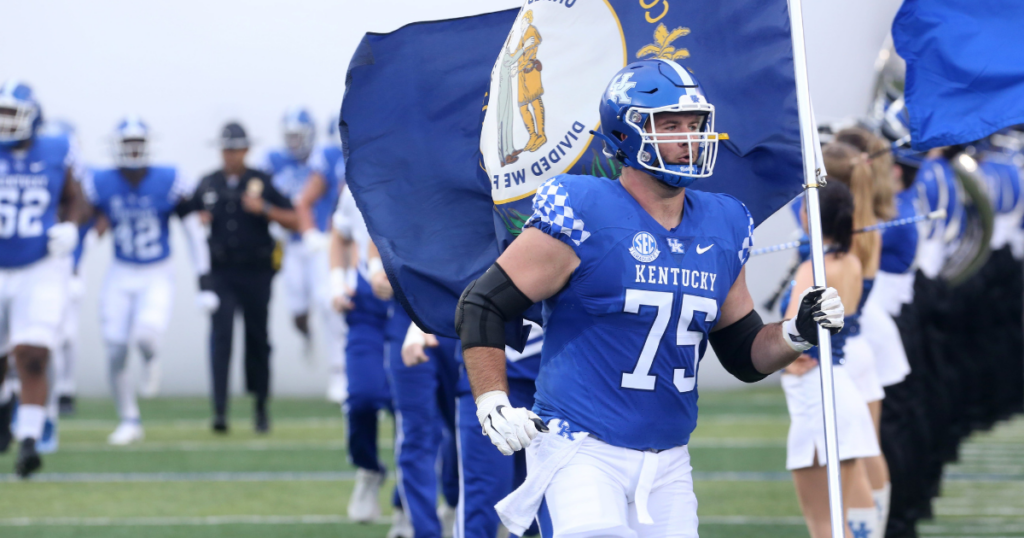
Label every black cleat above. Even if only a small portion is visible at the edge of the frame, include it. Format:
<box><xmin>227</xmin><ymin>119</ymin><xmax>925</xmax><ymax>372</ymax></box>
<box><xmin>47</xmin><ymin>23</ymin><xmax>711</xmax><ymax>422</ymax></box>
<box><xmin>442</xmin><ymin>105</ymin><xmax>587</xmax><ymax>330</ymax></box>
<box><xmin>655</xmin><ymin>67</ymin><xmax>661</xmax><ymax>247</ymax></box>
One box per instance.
<box><xmin>212</xmin><ymin>415</ymin><xmax>228</xmax><ymax>434</ymax></box>
<box><xmin>57</xmin><ymin>395</ymin><xmax>76</xmax><ymax>417</ymax></box>
<box><xmin>0</xmin><ymin>398</ymin><xmax>13</xmax><ymax>453</ymax></box>
<box><xmin>254</xmin><ymin>400</ymin><xmax>269</xmax><ymax>434</ymax></box>
<box><xmin>14</xmin><ymin>438</ymin><xmax>42</xmax><ymax>478</ymax></box>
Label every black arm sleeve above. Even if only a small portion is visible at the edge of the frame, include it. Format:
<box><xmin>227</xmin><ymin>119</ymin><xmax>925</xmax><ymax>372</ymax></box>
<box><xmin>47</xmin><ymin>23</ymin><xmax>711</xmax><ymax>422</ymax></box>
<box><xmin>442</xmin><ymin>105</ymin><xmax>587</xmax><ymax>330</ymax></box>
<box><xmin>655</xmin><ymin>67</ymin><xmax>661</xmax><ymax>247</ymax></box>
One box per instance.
<box><xmin>455</xmin><ymin>262</ymin><xmax>534</xmax><ymax>351</ymax></box>
<box><xmin>708</xmin><ymin>309</ymin><xmax>770</xmax><ymax>383</ymax></box>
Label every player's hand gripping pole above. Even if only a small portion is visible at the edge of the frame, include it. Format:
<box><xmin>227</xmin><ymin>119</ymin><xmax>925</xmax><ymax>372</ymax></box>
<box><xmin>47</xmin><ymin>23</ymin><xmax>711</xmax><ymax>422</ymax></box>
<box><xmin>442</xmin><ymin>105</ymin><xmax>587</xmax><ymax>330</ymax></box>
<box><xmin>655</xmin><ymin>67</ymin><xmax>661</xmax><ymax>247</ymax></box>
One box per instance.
<box><xmin>789</xmin><ymin>0</ymin><xmax>845</xmax><ymax>536</ymax></box>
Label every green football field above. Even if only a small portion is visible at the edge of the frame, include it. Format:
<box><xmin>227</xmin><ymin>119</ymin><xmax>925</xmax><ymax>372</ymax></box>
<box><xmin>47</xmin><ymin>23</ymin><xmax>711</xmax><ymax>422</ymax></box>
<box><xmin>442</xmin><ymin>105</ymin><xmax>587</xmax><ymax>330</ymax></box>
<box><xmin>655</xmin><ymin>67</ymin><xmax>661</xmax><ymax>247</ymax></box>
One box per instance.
<box><xmin>1</xmin><ymin>387</ymin><xmax>1021</xmax><ymax>538</ymax></box>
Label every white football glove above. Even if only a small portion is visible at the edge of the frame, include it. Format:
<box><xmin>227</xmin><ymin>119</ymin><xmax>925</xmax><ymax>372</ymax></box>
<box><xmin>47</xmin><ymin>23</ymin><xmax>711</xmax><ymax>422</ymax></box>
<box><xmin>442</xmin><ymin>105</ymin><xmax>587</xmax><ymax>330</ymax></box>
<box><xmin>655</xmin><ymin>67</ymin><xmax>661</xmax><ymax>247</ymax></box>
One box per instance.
<box><xmin>196</xmin><ymin>291</ymin><xmax>220</xmax><ymax>314</ymax></box>
<box><xmin>302</xmin><ymin>229</ymin><xmax>328</xmax><ymax>253</ymax></box>
<box><xmin>475</xmin><ymin>390</ymin><xmax>548</xmax><ymax>456</ymax></box>
<box><xmin>47</xmin><ymin>222</ymin><xmax>79</xmax><ymax>257</ymax></box>
<box><xmin>782</xmin><ymin>286</ymin><xmax>845</xmax><ymax>352</ymax></box>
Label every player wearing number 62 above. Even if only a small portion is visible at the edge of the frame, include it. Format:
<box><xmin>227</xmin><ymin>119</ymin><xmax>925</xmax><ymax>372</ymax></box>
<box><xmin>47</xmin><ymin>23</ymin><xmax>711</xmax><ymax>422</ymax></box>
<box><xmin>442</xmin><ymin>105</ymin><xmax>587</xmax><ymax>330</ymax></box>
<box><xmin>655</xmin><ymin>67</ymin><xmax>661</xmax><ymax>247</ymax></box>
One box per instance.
<box><xmin>81</xmin><ymin>117</ymin><xmax>213</xmax><ymax>447</ymax></box>
<box><xmin>456</xmin><ymin>60</ymin><xmax>847</xmax><ymax>536</ymax></box>
<box><xmin>0</xmin><ymin>80</ymin><xmax>89</xmax><ymax>478</ymax></box>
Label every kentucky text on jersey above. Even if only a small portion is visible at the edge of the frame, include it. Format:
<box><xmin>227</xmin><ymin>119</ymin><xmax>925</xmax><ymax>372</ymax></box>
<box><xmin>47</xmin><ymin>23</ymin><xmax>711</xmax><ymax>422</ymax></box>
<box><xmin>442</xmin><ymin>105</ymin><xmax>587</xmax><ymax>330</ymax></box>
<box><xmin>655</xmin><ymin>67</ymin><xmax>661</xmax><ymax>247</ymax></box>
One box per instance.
<box><xmin>85</xmin><ymin>166</ymin><xmax>186</xmax><ymax>264</ymax></box>
<box><xmin>634</xmin><ymin>264</ymin><xmax>718</xmax><ymax>291</ymax></box>
<box><xmin>0</xmin><ymin>133</ymin><xmax>73</xmax><ymax>268</ymax></box>
<box><xmin>523</xmin><ymin>174</ymin><xmax>753</xmax><ymax>451</ymax></box>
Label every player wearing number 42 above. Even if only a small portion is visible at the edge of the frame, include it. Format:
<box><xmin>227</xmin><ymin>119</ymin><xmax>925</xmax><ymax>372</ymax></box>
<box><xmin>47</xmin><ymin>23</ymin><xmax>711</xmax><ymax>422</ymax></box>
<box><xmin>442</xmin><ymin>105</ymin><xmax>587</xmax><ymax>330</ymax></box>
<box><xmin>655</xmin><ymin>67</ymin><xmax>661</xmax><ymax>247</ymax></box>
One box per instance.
<box><xmin>81</xmin><ymin>116</ymin><xmax>213</xmax><ymax>446</ymax></box>
<box><xmin>456</xmin><ymin>59</ymin><xmax>846</xmax><ymax>536</ymax></box>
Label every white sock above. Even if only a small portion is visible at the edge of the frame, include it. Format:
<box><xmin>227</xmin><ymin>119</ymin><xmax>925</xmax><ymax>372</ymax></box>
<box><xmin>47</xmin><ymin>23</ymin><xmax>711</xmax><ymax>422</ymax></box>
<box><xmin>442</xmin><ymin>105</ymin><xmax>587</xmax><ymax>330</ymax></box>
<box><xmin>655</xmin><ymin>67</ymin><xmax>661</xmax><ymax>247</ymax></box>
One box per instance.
<box><xmin>848</xmin><ymin>507</ymin><xmax>880</xmax><ymax>538</ymax></box>
<box><xmin>15</xmin><ymin>404</ymin><xmax>46</xmax><ymax>441</ymax></box>
<box><xmin>0</xmin><ymin>378</ymin><xmax>12</xmax><ymax>405</ymax></box>
<box><xmin>108</xmin><ymin>343</ymin><xmax>140</xmax><ymax>422</ymax></box>
<box><xmin>873</xmin><ymin>483</ymin><xmax>891</xmax><ymax>533</ymax></box>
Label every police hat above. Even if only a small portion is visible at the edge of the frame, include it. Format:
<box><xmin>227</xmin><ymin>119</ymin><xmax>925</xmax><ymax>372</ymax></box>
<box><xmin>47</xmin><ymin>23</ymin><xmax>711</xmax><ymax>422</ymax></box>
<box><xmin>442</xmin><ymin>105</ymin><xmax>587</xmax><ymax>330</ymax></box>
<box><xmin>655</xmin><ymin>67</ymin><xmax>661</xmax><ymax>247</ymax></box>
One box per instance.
<box><xmin>218</xmin><ymin>121</ymin><xmax>251</xmax><ymax>150</ymax></box>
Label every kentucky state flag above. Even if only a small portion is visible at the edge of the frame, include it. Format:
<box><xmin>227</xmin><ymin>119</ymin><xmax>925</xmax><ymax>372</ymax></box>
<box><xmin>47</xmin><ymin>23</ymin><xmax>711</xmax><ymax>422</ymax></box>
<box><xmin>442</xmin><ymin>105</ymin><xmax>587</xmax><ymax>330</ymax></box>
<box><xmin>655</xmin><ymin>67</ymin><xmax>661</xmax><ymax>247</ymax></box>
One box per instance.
<box><xmin>342</xmin><ymin>1</ymin><xmax>803</xmax><ymax>338</ymax></box>
<box><xmin>893</xmin><ymin>0</ymin><xmax>1024</xmax><ymax>151</ymax></box>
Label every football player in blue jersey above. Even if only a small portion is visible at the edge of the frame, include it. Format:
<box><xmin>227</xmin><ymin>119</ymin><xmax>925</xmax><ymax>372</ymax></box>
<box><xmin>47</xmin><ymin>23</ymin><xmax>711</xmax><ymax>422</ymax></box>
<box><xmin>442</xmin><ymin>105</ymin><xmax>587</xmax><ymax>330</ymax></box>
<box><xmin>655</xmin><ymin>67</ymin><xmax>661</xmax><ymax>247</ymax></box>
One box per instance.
<box><xmin>296</xmin><ymin>116</ymin><xmax>347</xmax><ymax>402</ymax></box>
<box><xmin>81</xmin><ymin>116</ymin><xmax>214</xmax><ymax>446</ymax></box>
<box><xmin>263</xmin><ymin>108</ymin><xmax>345</xmax><ymax>366</ymax></box>
<box><xmin>455</xmin><ymin>60</ymin><xmax>846</xmax><ymax>536</ymax></box>
<box><xmin>0</xmin><ymin>80</ymin><xmax>88</xmax><ymax>477</ymax></box>
<box><xmin>327</xmin><ymin>186</ymin><xmax>403</xmax><ymax>524</ymax></box>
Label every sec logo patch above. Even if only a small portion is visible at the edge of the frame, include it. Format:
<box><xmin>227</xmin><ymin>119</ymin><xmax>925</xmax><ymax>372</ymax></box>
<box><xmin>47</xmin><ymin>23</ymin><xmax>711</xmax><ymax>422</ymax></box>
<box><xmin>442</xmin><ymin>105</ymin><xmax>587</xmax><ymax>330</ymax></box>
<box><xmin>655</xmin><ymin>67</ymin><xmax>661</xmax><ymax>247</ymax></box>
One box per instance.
<box><xmin>629</xmin><ymin>231</ymin><xmax>660</xmax><ymax>263</ymax></box>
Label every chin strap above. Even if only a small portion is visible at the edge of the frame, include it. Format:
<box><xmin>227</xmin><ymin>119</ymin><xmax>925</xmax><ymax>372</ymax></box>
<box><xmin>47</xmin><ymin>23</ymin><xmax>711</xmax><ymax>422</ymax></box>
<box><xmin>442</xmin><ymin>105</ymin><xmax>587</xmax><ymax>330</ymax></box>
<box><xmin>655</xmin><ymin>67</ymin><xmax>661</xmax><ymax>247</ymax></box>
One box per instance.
<box><xmin>590</xmin><ymin>130</ymin><xmax>634</xmax><ymax>167</ymax></box>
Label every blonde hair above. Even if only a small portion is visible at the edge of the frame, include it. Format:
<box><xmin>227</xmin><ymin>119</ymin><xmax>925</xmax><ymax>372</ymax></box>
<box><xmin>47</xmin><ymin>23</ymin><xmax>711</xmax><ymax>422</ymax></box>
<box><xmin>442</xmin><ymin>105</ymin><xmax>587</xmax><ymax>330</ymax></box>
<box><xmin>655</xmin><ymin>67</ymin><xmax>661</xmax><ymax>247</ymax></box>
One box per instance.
<box><xmin>823</xmin><ymin>141</ymin><xmax>879</xmax><ymax>272</ymax></box>
<box><xmin>835</xmin><ymin>127</ymin><xmax>896</xmax><ymax>221</ymax></box>
<box><xmin>522</xmin><ymin>10</ymin><xmax>534</xmax><ymax>23</ymax></box>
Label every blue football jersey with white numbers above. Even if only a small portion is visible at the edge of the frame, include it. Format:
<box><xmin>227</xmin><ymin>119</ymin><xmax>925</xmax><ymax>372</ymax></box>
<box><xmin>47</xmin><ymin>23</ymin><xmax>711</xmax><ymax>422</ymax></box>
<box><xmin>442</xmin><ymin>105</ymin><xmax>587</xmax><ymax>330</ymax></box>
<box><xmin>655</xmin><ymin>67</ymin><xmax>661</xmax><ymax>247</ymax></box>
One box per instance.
<box><xmin>308</xmin><ymin>145</ymin><xmax>344</xmax><ymax>232</ymax></box>
<box><xmin>85</xmin><ymin>166</ymin><xmax>187</xmax><ymax>264</ymax></box>
<box><xmin>0</xmin><ymin>133</ymin><xmax>73</xmax><ymax>268</ymax></box>
<box><xmin>525</xmin><ymin>175</ymin><xmax>754</xmax><ymax>451</ymax></box>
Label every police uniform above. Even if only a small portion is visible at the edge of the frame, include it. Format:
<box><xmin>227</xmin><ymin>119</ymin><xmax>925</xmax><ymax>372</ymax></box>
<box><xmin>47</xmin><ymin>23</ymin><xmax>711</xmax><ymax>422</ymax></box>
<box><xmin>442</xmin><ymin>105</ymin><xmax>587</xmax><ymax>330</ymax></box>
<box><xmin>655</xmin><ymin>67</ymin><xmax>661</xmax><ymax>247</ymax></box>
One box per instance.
<box><xmin>192</xmin><ymin>146</ymin><xmax>292</xmax><ymax>429</ymax></box>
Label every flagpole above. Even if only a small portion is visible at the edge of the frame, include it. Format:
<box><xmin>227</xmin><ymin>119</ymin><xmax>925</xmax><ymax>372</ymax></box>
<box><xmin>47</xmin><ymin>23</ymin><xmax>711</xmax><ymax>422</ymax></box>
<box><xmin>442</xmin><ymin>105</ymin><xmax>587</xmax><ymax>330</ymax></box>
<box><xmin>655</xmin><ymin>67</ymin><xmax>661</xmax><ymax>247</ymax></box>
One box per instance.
<box><xmin>787</xmin><ymin>0</ymin><xmax>847</xmax><ymax>537</ymax></box>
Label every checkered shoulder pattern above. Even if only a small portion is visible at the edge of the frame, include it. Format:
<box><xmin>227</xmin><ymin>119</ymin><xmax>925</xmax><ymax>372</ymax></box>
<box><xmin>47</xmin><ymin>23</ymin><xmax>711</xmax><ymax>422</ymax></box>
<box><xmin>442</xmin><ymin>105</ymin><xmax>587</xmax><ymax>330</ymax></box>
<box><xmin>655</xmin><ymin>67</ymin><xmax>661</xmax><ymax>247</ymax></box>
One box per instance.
<box><xmin>523</xmin><ymin>176</ymin><xmax>592</xmax><ymax>247</ymax></box>
<box><xmin>738</xmin><ymin>201</ymin><xmax>754</xmax><ymax>266</ymax></box>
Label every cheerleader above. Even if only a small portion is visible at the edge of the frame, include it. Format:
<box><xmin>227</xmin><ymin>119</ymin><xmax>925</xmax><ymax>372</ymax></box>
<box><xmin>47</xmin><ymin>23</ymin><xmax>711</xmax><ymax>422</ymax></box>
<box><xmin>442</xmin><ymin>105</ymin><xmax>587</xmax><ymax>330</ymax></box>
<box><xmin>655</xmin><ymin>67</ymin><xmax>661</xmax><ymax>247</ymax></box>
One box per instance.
<box><xmin>783</xmin><ymin>181</ymin><xmax>881</xmax><ymax>538</ymax></box>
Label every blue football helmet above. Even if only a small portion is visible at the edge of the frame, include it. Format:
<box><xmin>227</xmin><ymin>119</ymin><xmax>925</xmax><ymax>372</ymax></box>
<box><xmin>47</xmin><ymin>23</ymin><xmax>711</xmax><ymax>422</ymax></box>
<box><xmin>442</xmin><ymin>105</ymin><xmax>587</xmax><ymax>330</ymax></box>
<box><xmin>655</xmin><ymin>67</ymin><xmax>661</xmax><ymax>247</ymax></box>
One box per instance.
<box><xmin>595</xmin><ymin>59</ymin><xmax>720</xmax><ymax>188</ymax></box>
<box><xmin>113</xmin><ymin>115</ymin><xmax>150</xmax><ymax>169</ymax></box>
<box><xmin>283</xmin><ymin>107</ymin><xmax>315</xmax><ymax>160</ymax></box>
<box><xmin>0</xmin><ymin>80</ymin><xmax>43</xmax><ymax>147</ymax></box>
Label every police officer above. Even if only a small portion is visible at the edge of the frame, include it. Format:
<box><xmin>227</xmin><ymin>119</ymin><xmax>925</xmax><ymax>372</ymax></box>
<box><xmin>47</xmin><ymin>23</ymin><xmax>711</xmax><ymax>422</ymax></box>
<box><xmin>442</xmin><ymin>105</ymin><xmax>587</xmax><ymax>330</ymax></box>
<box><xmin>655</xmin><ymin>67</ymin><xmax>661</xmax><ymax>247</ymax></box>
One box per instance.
<box><xmin>191</xmin><ymin>122</ymin><xmax>298</xmax><ymax>433</ymax></box>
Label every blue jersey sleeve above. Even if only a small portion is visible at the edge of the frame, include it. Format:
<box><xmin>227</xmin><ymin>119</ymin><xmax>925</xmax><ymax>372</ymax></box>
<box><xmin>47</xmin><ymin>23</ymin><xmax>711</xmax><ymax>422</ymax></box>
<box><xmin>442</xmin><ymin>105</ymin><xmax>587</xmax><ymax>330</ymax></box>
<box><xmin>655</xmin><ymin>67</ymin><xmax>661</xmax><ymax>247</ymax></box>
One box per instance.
<box><xmin>730</xmin><ymin>195</ymin><xmax>755</xmax><ymax>267</ymax></box>
<box><xmin>523</xmin><ymin>175</ymin><xmax>593</xmax><ymax>249</ymax></box>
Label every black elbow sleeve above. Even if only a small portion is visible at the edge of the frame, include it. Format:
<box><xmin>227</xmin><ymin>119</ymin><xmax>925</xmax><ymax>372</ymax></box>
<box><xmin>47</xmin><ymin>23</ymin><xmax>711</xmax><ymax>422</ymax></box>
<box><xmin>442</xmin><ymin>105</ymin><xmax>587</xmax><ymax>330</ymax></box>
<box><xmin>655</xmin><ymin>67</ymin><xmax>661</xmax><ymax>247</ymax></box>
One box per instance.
<box><xmin>455</xmin><ymin>263</ymin><xmax>534</xmax><ymax>352</ymax></box>
<box><xmin>708</xmin><ymin>310</ymin><xmax>769</xmax><ymax>383</ymax></box>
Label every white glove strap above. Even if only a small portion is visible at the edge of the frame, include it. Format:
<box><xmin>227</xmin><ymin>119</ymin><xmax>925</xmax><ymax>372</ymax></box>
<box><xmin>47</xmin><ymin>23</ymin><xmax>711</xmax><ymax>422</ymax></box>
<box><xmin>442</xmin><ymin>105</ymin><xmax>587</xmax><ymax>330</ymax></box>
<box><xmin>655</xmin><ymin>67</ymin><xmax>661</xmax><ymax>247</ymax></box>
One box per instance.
<box><xmin>475</xmin><ymin>390</ymin><xmax>511</xmax><ymax>431</ymax></box>
<box><xmin>782</xmin><ymin>318</ymin><xmax>813</xmax><ymax>353</ymax></box>
<box><xmin>368</xmin><ymin>257</ymin><xmax>385</xmax><ymax>278</ymax></box>
<box><xmin>329</xmin><ymin>267</ymin><xmax>347</xmax><ymax>299</ymax></box>
<box><xmin>402</xmin><ymin>323</ymin><xmax>426</xmax><ymax>350</ymax></box>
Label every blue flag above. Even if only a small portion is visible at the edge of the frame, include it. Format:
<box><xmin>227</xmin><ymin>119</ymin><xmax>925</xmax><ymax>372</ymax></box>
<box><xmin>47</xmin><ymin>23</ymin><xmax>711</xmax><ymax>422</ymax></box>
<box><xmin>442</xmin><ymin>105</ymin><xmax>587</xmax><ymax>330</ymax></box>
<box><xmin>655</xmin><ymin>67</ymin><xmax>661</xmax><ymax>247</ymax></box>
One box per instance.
<box><xmin>893</xmin><ymin>0</ymin><xmax>1024</xmax><ymax>151</ymax></box>
<box><xmin>343</xmin><ymin>2</ymin><xmax>803</xmax><ymax>338</ymax></box>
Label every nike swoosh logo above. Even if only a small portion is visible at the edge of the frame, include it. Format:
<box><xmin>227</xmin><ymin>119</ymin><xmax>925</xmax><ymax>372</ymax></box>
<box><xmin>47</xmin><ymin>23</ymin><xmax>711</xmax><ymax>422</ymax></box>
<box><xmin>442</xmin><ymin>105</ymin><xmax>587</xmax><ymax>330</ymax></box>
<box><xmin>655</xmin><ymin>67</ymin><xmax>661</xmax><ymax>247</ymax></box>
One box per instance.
<box><xmin>696</xmin><ymin>244</ymin><xmax>714</xmax><ymax>254</ymax></box>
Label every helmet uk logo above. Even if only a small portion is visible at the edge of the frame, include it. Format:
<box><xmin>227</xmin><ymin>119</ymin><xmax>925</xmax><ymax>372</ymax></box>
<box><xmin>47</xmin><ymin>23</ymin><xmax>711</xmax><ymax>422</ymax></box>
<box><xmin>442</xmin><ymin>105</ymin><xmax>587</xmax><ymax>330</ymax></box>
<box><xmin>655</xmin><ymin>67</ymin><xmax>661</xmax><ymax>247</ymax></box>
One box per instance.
<box><xmin>482</xmin><ymin>1</ymin><xmax>625</xmax><ymax>205</ymax></box>
<box><xmin>630</xmin><ymin>231</ymin><xmax>660</xmax><ymax>262</ymax></box>
<box><xmin>607</xmin><ymin>73</ymin><xmax>636</xmax><ymax>105</ymax></box>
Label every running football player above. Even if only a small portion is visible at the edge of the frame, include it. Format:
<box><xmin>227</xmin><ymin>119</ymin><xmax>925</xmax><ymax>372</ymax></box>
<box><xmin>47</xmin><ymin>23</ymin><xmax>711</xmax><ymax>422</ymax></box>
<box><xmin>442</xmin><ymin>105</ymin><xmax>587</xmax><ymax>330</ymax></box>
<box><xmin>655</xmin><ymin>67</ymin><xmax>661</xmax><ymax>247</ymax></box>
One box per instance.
<box><xmin>0</xmin><ymin>81</ymin><xmax>88</xmax><ymax>477</ymax></box>
<box><xmin>82</xmin><ymin>116</ymin><xmax>214</xmax><ymax>445</ymax></box>
<box><xmin>456</xmin><ymin>60</ymin><xmax>845</xmax><ymax>536</ymax></box>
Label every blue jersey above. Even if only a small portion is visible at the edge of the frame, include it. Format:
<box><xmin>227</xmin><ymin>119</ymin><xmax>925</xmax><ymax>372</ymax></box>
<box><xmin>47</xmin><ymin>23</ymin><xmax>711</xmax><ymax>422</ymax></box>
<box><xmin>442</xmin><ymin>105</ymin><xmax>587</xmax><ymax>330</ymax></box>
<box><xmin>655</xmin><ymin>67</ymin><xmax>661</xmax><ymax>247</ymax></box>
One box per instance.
<box><xmin>309</xmin><ymin>145</ymin><xmax>344</xmax><ymax>232</ymax></box>
<box><xmin>84</xmin><ymin>166</ymin><xmax>189</xmax><ymax>265</ymax></box>
<box><xmin>263</xmin><ymin>149</ymin><xmax>321</xmax><ymax>238</ymax></box>
<box><xmin>0</xmin><ymin>133</ymin><xmax>73</xmax><ymax>268</ymax></box>
<box><xmin>526</xmin><ymin>175</ymin><xmax>753</xmax><ymax>451</ymax></box>
<box><xmin>880</xmin><ymin>188</ymin><xmax>920</xmax><ymax>274</ymax></box>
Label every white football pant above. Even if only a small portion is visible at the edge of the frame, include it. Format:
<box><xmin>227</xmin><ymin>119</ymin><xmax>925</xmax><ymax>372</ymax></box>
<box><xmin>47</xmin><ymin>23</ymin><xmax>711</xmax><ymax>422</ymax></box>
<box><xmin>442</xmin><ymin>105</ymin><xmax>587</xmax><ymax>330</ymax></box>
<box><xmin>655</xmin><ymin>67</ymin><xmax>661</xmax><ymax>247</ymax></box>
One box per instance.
<box><xmin>0</xmin><ymin>256</ymin><xmax>70</xmax><ymax>354</ymax></box>
<box><xmin>541</xmin><ymin>437</ymin><xmax>698</xmax><ymax>538</ymax></box>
